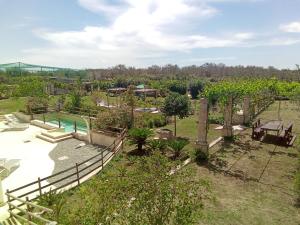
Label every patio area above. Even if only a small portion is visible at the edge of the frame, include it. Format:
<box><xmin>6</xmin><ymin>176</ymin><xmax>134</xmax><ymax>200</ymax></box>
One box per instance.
<box><xmin>0</xmin><ymin>123</ymin><xmax>101</xmax><ymax>202</ymax></box>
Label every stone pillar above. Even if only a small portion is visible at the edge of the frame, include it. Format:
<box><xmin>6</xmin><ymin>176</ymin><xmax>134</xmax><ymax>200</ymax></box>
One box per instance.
<box><xmin>196</xmin><ymin>98</ymin><xmax>209</xmax><ymax>154</ymax></box>
<box><xmin>223</xmin><ymin>96</ymin><xmax>233</xmax><ymax>137</ymax></box>
<box><xmin>243</xmin><ymin>96</ymin><xmax>250</xmax><ymax>124</ymax></box>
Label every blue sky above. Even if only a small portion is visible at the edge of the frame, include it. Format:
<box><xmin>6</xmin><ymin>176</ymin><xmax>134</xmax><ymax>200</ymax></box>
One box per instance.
<box><xmin>0</xmin><ymin>0</ymin><xmax>300</xmax><ymax>69</ymax></box>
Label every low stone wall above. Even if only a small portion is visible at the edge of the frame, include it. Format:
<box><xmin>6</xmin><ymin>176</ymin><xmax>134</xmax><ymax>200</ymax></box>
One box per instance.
<box><xmin>13</xmin><ymin>112</ymin><xmax>32</xmax><ymax>123</ymax></box>
<box><xmin>30</xmin><ymin>120</ymin><xmax>57</xmax><ymax>130</ymax></box>
<box><xmin>73</xmin><ymin>129</ymin><xmax>120</xmax><ymax>147</ymax></box>
<box><xmin>90</xmin><ymin>130</ymin><xmax>119</xmax><ymax>146</ymax></box>
<box><xmin>73</xmin><ymin>132</ymin><xmax>89</xmax><ymax>142</ymax></box>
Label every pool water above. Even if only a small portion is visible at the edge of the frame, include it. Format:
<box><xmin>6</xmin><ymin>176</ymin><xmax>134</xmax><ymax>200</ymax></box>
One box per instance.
<box><xmin>49</xmin><ymin>120</ymin><xmax>87</xmax><ymax>133</ymax></box>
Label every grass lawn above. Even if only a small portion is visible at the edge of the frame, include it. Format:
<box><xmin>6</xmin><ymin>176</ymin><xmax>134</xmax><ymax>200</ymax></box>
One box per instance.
<box><xmin>160</xmin><ymin>113</ymin><xmax>222</xmax><ymax>156</ymax></box>
<box><xmin>0</xmin><ymin>97</ymin><xmax>27</xmax><ymax>114</ymax></box>
<box><xmin>192</xmin><ymin>100</ymin><xmax>300</xmax><ymax>225</ymax></box>
<box><xmin>36</xmin><ymin>101</ymin><xmax>299</xmax><ymax>225</ymax></box>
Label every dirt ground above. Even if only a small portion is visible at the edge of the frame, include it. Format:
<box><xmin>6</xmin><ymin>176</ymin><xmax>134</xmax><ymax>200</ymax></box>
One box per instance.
<box><xmin>192</xmin><ymin>101</ymin><xmax>300</xmax><ymax>225</ymax></box>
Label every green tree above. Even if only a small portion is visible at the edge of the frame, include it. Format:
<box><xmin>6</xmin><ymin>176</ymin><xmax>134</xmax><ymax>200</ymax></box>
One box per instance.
<box><xmin>162</xmin><ymin>93</ymin><xmax>190</xmax><ymax>136</ymax></box>
<box><xmin>128</xmin><ymin>128</ymin><xmax>153</xmax><ymax>151</ymax></box>
<box><xmin>124</xmin><ymin>85</ymin><xmax>137</xmax><ymax>128</ymax></box>
<box><xmin>167</xmin><ymin>80</ymin><xmax>187</xmax><ymax>95</ymax></box>
<box><xmin>47</xmin><ymin>153</ymin><xmax>210</xmax><ymax>225</ymax></box>
<box><xmin>190</xmin><ymin>80</ymin><xmax>205</xmax><ymax>99</ymax></box>
<box><xmin>14</xmin><ymin>76</ymin><xmax>45</xmax><ymax>97</ymax></box>
<box><xmin>70</xmin><ymin>91</ymin><xmax>81</xmax><ymax>111</ymax></box>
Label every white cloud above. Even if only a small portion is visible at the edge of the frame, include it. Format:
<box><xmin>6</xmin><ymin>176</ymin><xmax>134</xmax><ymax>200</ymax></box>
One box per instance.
<box><xmin>22</xmin><ymin>0</ymin><xmax>276</xmax><ymax>68</ymax></box>
<box><xmin>78</xmin><ymin>0</ymin><xmax>127</xmax><ymax>14</ymax></box>
<box><xmin>269</xmin><ymin>38</ymin><xmax>300</xmax><ymax>46</ymax></box>
<box><xmin>280</xmin><ymin>21</ymin><xmax>300</xmax><ymax>33</ymax></box>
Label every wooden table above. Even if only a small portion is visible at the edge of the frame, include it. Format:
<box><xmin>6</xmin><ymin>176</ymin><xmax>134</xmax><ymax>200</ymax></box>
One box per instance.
<box><xmin>261</xmin><ymin>120</ymin><xmax>283</xmax><ymax>136</ymax></box>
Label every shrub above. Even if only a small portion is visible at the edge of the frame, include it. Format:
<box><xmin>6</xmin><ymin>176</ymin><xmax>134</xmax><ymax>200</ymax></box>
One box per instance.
<box><xmin>128</xmin><ymin>128</ymin><xmax>153</xmax><ymax>151</ymax></box>
<box><xmin>147</xmin><ymin>139</ymin><xmax>168</xmax><ymax>154</ymax></box>
<box><xmin>26</xmin><ymin>97</ymin><xmax>48</xmax><ymax>114</ymax></box>
<box><xmin>168</xmin><ymin>138</ymin><xmax>189</xmax><ymax>159</ymax></box>
<box><xmin>194</xmin><ymin>150</ymin><xmax>209</xmax><ymax>164</ymax></box>
<box><xmin>135</xmin><ymin>113</ymin><xmax>167</xmax><ymax>129</ymax></box>
<box><xmin>94</xmin><ymin>108</ymin><xmax>130</xmax><ymax>131</ymax></box>
<box><xmin>208</xmin><ymin>114</ymin><xmax>224</xmax><ymax>124</ymax></box>
<box><xmin>46</xmin><ymin>153</ymin><xmax>210</xmax><ymax>225</ymax></box>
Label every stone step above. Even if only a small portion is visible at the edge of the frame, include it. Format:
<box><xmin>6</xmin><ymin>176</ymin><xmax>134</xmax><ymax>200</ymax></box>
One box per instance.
<box><xmin>36</xmin><ymin>134</ymin><xmax>73</xmax><ymax>143</ymax></box>
<box><xmin>41</xmin><ymin>131</ymin><xmax>72</xmax><ymax>139</ymax></box>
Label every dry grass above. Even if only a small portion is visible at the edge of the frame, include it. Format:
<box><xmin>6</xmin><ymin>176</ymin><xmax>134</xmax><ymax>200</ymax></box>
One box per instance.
<box><xmin>190</xmin><ymin>101</ymin><xmax>300</xmax><ymax>225</ymax></box>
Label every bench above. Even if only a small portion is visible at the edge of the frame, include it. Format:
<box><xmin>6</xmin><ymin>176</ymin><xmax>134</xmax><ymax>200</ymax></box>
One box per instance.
<box><xmin>252</xmin><ymin>119</ymin><xmax>264</xmax><ymax>139</ymax></box>
<box><xmin>279</xmin><ymin>122</ymin><xmax>296</xmax><ymax>146</ymax></box>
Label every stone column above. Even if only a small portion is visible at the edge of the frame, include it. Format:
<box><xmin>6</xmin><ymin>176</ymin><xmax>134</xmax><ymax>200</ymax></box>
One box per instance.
<box><xmin>196</xmin><ymin>98</ymin><xmax>209</xmax><ymax>154</ymax></box>
<box><xmin>243</xmin><ymin>96</ymin><xmax>250</xmax><ymax>124</ymax></box>
<box><xmin>223</xmin><ymin>96</ymin><xmax>233</xmax><ymax>137</ymax></box>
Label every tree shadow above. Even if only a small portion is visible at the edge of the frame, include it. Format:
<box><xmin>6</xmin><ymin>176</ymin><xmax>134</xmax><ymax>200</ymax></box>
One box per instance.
<box><xmin>127</xmin><ymin>148</ymin><xmax>150</xmax><ymax>156</ymax></box>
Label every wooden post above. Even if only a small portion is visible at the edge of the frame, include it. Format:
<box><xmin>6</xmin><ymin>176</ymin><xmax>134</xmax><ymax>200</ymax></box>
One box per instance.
<box><xmin>101</xmin><ymin>150</ymin><xmax>104</xmax><ymax>167</ymax></box>
<box><xmin>43</xmin><ymin>114</ymin><xmax>46</xmax><ymax>124</ymax></box>
<box><xmin>6</xmin><ymin>190</ymin><xmax>12</xmax><ymax>211</ymax></box>
<box><xmin>38</xmin><ymin>177</ymin><xmax>42</xmax><ymax>196</ymax></box>
<box><xmin>58</xmin><ymin>119</ymin><xmax>61</xmax><ymax>128</ymax></box>
<box><xmin>76</xmin><ymin>163</ymin><xmax>80</xmax><ymax>185</ymax></box>
<box><xmin>26</xmin><ymin>196</ymin><xmax>32</xmax><ymax>222</ymax></box>
<box><xmin>174</xmin><ymin>115</ymin><xmax>177</xmax><ymax>137</ymax></box>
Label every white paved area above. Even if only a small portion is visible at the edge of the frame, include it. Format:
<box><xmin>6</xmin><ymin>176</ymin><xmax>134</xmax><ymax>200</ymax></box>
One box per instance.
<box><xmin>0</xmin><ymin>124</ymin><xmax>57</xmax><ymax>197</ymax></box>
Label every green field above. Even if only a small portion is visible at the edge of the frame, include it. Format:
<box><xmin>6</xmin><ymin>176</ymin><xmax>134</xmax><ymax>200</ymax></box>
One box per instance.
<box><xmin>0</xmin><ymin>97</ymin><xmax>27</xmax><ymax>114</ymax></box>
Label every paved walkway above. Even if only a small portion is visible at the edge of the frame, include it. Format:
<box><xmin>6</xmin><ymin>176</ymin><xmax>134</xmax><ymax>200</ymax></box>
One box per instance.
<box><xmin>47</xmin><ymin>139</ymin><xmax>109</xmax><ymax>188</ymax></box>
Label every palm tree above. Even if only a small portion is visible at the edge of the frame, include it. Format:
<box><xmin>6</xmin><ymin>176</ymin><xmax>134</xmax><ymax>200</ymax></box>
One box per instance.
<box><xmin>128</xmin><ymin>128</ymin><xmax>153</xmax><ymax>151</ymax></box>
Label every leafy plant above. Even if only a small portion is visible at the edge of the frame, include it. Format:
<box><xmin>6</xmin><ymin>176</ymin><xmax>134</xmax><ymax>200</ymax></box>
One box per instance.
<box><xmin>168</xmin><ymin>138</ymin><xmax>189</xmax><ymax>159</ymax></box>
<box><xmin>128</xmin><ymin>128</ymin><xmax>153</xmax><ymax>151</ymax></box>
<box><xmin>147</xmin><ymin>139</ymin><xmax>168</xmax><ymax>154</ymax></box>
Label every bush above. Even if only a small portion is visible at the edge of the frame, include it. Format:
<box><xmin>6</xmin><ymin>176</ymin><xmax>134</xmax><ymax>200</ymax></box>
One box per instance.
<box><xmin>194</xmin><ymin>150</ymin><xmax>208</xmax><ymax>164</ymax></box>
<box><xmin>168</xmin><ymin>138</ymin><xmax>189</xmax><ymax>159</ymax></box>
<box><xmin>167</xmin><ymin>80</ymin><xmax>187</xmax><ymax>95</ymax></box>
<box><xmin>135</xmin><ymin>113</ymin><xmax>167</xmax><ymax>128</ymax></box>
<box><xmin>45</xmin><ymin>153</ymin><xmax>210</xmax><ymax>225</ymax></box>
<box><xmin>94</xmin><ymin>108</ymin><xmax>130</xmax><ymax>131</ymax></box>
<box><xmin>208</xmin><ymin>114</ymin><xmax>224</xmax><ymax>124</ymax></box>
<box><xmin>190</xmin><ymin>80</ymin><xmax>205</xmax><ymax>99</ymax></box>
<box><xmin>26</xmin><ymin>97</ymin><xmax>49</xmax><ymax>114</ymax></box>
<box><xmin>128</xmin><ymin>128</ymin><xmax>153</xmax><ymax>151</ymax></box>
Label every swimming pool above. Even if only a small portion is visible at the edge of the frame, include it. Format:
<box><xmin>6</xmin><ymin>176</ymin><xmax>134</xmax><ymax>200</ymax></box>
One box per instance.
<box><xmin>49</xmin><ymin>119</ymin><xmax>87</xmax><ymax>133</ymax></box>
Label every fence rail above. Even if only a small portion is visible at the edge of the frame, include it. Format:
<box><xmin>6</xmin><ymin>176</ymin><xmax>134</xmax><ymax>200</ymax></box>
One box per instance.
<box><xmin>6</xmin><ymin>129</ymin><xmax>126</xmax><ymax>209</ymax></box>
<box><xmin>6</xmin><ymin>193</ymin><xmax>57</xmax><ymax>225</ymax></box>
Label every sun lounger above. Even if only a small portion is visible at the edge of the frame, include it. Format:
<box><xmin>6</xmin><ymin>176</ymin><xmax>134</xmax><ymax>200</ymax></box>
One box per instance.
<box><xmin>0</xmin><ymin>159</ymin><xmax>20</xmax><ymax>177</ymax></box>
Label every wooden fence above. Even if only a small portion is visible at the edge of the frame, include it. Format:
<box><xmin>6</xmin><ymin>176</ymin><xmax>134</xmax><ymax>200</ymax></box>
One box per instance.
<box><xmin>6</xmin><ymin>193</ymin><xmax>57</xmax><ymax>225</ymax></box>
<box><xmin>6</xmin><ymin>129</ymin><xmax>126</xmax><ymax>208</ymax></box>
